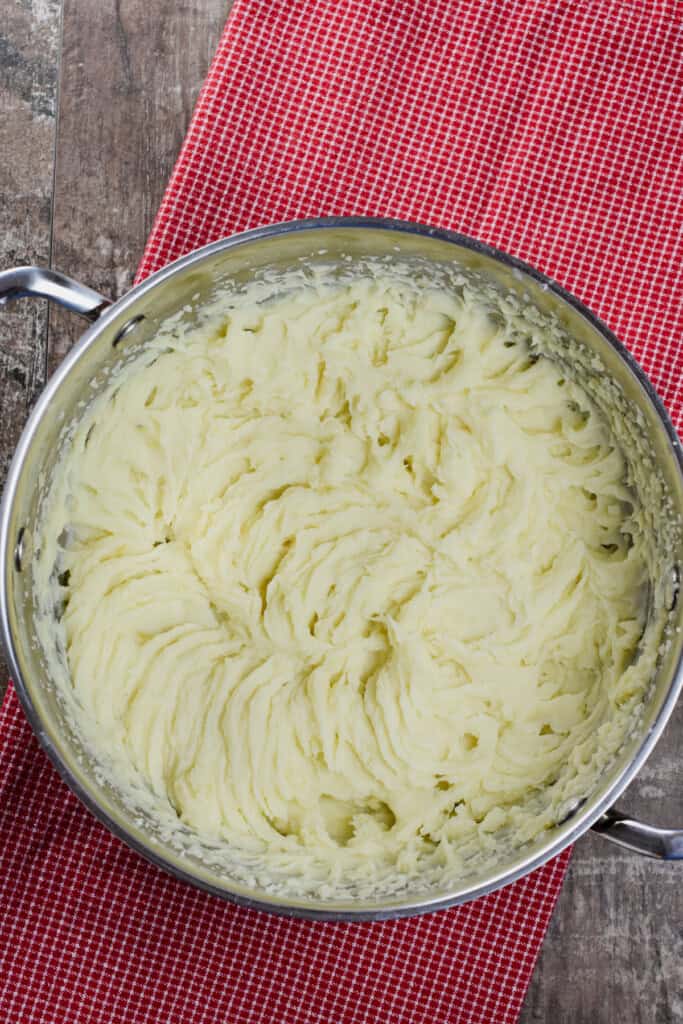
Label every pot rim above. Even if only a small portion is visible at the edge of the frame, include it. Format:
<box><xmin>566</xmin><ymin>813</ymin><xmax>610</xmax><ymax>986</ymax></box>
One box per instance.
<box><xmin>2</xmin><ymin>214</ymin><xmax>682</xmax><ymax>920</ymax></box>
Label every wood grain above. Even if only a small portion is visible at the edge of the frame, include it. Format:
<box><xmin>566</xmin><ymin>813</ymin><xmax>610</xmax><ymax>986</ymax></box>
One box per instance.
<box><xmin>1</xmin><ymin>3</ymin><xmax>682</xmax><ymax>1020</ymax></box>
<box><xmin>0</xmin><ymin>0</ymin><xmax>61</xmax><ymax>699</ymax></box>
<box><xmin>0</xmin><ymin>0</ymin><xmax>60</xmax><ymax>480</ymax></box>
<box><xmin>520</xmin><ymin>706</ymin><xmax>683</xmax><ymax>1023</ymax></box>
<box><xmin>49</xmin><ymin>0</ymin><xmax>228</xmax><ymax>371</ymax></box>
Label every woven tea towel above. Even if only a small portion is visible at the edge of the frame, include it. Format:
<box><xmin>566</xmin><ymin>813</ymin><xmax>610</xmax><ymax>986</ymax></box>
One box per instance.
<box><xmin>2</xmin><ymin>2</ymin><xmax>682</xmax><ymax>1023</ymax></box>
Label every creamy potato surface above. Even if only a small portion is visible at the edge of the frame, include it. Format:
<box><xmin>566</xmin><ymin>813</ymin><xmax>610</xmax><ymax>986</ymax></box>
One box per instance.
<box><xmin>36</xmin><ymin>269</ymin><xmax>649</xmax><ymax>887</ymax></box>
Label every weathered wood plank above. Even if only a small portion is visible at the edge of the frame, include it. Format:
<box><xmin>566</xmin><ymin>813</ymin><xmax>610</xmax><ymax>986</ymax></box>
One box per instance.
<box><xmin>0</xmin><ymin>0</ymin><xmax>60</xmax><ymax>468</ymax></box>
<box><xmin>521</xmin><ymin>700</ymin><xmax>683</xmax><ymax>1023</ymax></box>
<box><xmin>48</xmin><ymin>0</ymin><xmax>229</xmax><ymax>372</ymax></box>
<box><xmin>0</xmin><ymin>0</ymin><xmax>61</xmax><ymax>698</ymax></box>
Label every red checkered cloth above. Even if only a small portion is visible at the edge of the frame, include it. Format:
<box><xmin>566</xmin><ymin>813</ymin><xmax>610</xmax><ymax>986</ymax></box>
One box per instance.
<box><xmin>2</xmin><ymin>1</ymin><xmax>682</xmax><ymax>1021</ymax></box>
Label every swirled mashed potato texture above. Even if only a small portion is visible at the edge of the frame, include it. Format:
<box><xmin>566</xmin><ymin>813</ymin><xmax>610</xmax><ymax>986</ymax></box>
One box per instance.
<box><xmin>38</xmin><ymin>267</ymin><xmax>650</xmax><ymax>890</ymax></box>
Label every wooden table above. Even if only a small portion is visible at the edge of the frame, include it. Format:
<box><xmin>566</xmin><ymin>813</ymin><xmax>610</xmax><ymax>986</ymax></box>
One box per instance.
<box><xmin>1</xmin><ymin>3</ymin><xmax>681</xmax><ymax>1020</ymax></box>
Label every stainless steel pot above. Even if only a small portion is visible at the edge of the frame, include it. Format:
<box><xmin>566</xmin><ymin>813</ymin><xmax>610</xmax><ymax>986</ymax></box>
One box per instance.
<box><xmin>1</xmin><ymin>217</ymin><xmax>682</xmax><ymax>921</ymax></box>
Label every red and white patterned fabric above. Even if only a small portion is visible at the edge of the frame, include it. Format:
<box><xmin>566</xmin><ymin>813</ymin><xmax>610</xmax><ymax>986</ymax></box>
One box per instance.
<box><xmin>2</xmin><ymin>1</ymin><xmax>682</xmax><ymax>1021</ymax></box>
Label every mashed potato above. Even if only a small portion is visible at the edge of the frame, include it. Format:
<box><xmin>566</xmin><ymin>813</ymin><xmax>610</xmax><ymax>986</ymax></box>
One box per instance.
<box><xmin>35</xmin><ymin>267</ymin><xmax>651</xmax><ymax>888</ymax></box>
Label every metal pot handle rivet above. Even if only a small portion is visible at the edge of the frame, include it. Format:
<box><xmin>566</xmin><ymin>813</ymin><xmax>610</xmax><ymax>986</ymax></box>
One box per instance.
<box><xmin>112</xmin><ymin>314</ymin><xmax>146</xmax><ymax>347</ymax></box>
<box><xmin>13</xmin><ymin>527</ymin><xmax>24</xmax><ymax>573</ymax></box>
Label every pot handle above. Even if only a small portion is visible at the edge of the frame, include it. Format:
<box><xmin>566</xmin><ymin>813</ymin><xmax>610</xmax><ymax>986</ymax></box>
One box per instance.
<box><xmin>0</xmin><ymin>265</ymin><xmax>110</xmax><ymax>321</ymax></box>
<box><xmin>592</xmin><ymin>808</ymin><xmax>683</xmax><ymax>859</ymax></box>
